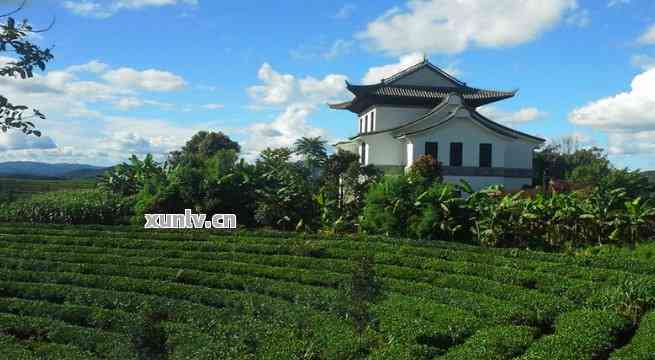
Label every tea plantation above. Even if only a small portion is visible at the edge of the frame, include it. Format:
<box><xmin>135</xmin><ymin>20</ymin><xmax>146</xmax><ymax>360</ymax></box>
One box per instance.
<box><xmin>0</xmin><ymin>224</ymin><xmax>654</xmax><ymax>359</ymax></box>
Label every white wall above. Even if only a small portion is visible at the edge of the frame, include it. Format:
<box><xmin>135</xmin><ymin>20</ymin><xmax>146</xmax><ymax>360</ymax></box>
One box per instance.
<box><xmin>372</xmin><ymin>106</ymin><xmax>431</xmax><ymax>131</ymax></box>
<box><xmin>364</xmin><ymin>132</ymin><xmax>405</xmax><ymax>166</ymax></box>
<box><xmin>505</xmin><ymin>141</ymin><xmax>536</xmax><ymax>169</ymax></box>
<box><xmin>411</xmin><ymin>114</ymin><xmax>510</xmax><ymax>167</ymax></box>
<box><xmin>391</xmin><ymin>67</ymin><xmax>457</xmax><ymax>87</ymax></box>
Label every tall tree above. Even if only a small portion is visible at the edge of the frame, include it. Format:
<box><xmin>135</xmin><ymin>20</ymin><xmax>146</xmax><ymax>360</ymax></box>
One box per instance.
<box><xmin>294</xmin><ymin>136</ymin><xmax>327</xmax><ymax>170</ymax></box>
<box><xmin>168</xmin><ymin>131</ymin><xmax>240</xmax><ymax>167</ymax></box>
<box><xmin>0</xmin><ymin>1</ymin><xmax>54</xmax><ymax>136</ymax></box>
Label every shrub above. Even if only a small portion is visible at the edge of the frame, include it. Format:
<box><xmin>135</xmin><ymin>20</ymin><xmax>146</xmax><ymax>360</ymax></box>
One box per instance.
<box><xmin>361</xmin><ymin>175</ymin><xmax>417</xmax><ymax>237</ymax></box>
<box><xmin>407</xmin><ymin>154</ymin><xmax>442</xmax><ymax>186</ymax></box>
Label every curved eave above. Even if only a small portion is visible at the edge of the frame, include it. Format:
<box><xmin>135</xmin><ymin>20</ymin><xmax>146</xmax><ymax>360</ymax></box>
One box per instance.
<box><xmin>469</xmin><ymin>108</ymin><xmax>546</xmax><ymax>143</ymax></box>
<box><xmin>328</xmin><ymin>100</ymin><xmax>354</xmax><ymax>110</ymax></box>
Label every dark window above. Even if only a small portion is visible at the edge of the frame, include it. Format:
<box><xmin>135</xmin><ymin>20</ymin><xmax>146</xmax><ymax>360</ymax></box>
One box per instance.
<box><xmin>360</xmin><ymin>142</ymin><xmax>366</xmax><ymax>165</ymax></box>
<box><xmin>371</xmin><ymin>111</ymin><xmax>375</xmax><ymax>131</ymax></box>
<box><xmin>450</xmin><ymin>142</ymin><xmax>463</xmax><ymax>167</ymax></box>
<box><xmin>425</xmin><ymin>142</ymin><xmax>438</xmax><ymax>160</ymax></box>
<box><xmin>479</xmin><ymin>143</ymin><xmax>492</xmax><ymax>168</ymax></box>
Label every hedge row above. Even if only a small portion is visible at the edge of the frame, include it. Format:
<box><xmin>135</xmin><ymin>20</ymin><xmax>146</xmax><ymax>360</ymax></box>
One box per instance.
<box><xmin>519</xmin><ymin>309</ymin><xmax>632</xmax><ymax>360</ymax></box>
<box><xmin>0</xmin><ymin>232</ymin><xmax>598</xmax><ymax>302</ymax></box>
<box><xmin>0</xmin><ymin>244</ymin><xmax>568</xmax><ymax>325</ymax></box>
<box><xmin>441</xmin><ymin>325</ymin><xmax>538</xmax><ymax>360</ymax></box>
<box><xmin>0</xmin><ymin>312</ymin><xmax>135</xmax><ymax>359</ymax></box>
<box><xmin>610</xmin><ymin>310</ymin><xmax>655</xmax><ymax>359</ymax></box>
<box><xmin>4</xmin><ymin>223</ymin><xmax>655</xmax><ymax>279</ymax></box>
<box><xmin>0</xmin><ymin>334</ymin><xmax>95</xmax><ymax>360</ymax></box>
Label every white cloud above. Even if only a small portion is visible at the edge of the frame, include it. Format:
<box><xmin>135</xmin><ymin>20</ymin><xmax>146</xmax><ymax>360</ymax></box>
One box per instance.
<box><xmin>102</xmin><ymin>68</ymin><xmax>186</xmax><ymax>92</ymax></box>
<box><xmin>569</xmin><ymin>68</ymin><xmax>655</xmax><ymax>156</ymax></box>
<box><xmin>334</xmin><ymin>4</ymin><xmax>356</xmax><ymax>19</ymax></box>
<box><xmin>638</xmin><ymin>24</ymin><xmax>655</xmax><ymax>45</ymax></box>
<box><xmin>0</xmin><ymin>59</ymin><xmax>205</xmax><ymax>165</ymax></box>
<box><xmin>62</xmin><ymin>0</ymin><xmax>197</xmax><ymax>18</ymax></box>
<box><xmin>606</xmin><ymin>131</ymin><xmax>655</xmax><ymax>155</ymax></box>
<box><xmin>358</xmin><ymin>0</ymin><xmax>578</xmax><ymax>55</ymax></box>
<box><xmin>65</xmin><ymin>60</ymin><xmax>110</xmax><ymax>74</ymax></box>
<box><xmin>203</xmin><ymin>103</ymin><xmax>225</xmax><ymax>110</ymax></box>
<box><xmin>478</xmin><ymin>106</ymin><xmax>547</xmax><ymax>125</ymax></box>
<box><xmin>243</xmin><ymin>104</ymin><xmax>327</xmax><ymax>161</ymax></box>
<box><xmin>0</xmin><ymin>131</ymin><xmax>57</xmax><ymax>152</ymax></box>
<box><xmin>362</xmin><ymin>52</ymin><xmax>424</xmax><ymax>84</ymax></box>
<box><xmin>248</xmin><ymin>63</ymin><xmax>349</xmax><ymax>106</ymax></box>
<box><xmin>631</xmin><ymin>55</ymin><xmax>655</xmax><ymax>71</ymax></box>
<box><xmin>244</xmin><ymin>63</ymin><xmax>351</xmax><ymax>159</ymax></box>
<box><xmin>113</xmin><ymin>97</ymin><xmax>172</xmax><ymax>110</ymax></box>
<box><xmin>569</xmin><ymin>68</ymin><xmax>655</xmax><ymax>131</ymax></box>
<box><xmin>247</xmin><ymin>63</ymin><xmax>296</xmax><ymax>105</ymax></box>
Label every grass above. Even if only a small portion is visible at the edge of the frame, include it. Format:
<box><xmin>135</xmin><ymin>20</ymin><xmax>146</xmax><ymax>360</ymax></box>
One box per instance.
<box><xmin>0</xmin><ymin>224</ymin><xmax>653</xmax><ymax>358</ymax></box>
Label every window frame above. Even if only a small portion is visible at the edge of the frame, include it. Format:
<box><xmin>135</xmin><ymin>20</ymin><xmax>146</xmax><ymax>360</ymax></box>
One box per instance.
<box><xmin>425</xmin><ymin>141</ymin><xmax>438</xmax><ymax>160</ymax></box>
<box><xmin>479</xmin><ymin>143</ymin><xmax>492</xmax><ymax>168</ymax></box>
<box><xmin>450</xmin><ymin>142</ymin><xmax>463</xmax><ymax>167</ymax></box>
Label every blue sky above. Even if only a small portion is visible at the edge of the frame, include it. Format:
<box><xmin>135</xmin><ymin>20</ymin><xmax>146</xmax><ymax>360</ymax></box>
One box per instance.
<box><xmin>0</xmin><ymin>0</ymin><xmax>654</xmax><ymax>170</ymax></box>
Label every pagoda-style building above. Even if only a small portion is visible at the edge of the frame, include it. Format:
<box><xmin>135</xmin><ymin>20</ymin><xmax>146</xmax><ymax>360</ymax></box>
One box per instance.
<box><xmin>329</xmin><ymin>59</ymin><xmax>545</xmax><ymax>191</ymax></box>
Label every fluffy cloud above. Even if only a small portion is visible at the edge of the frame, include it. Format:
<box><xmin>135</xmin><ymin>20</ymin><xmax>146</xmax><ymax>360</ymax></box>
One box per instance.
<box><xmin>358</xmin><ymin>0</ymin><xmax>578</xmax><ymax>55</ymax></box>
<box><xmin>247</xmin><ymin>63</ymin><xmax>296</xmax><ymax>105</ymax></box>
<box><xmin>65</xmin><ymin>60</ymin><xmax>110</xmax><ymax>74</ymax></box>
<box><xmin>638</xmin><ymin>24</ymin><xmax>655</xmax><ymax>45</ymax></box>
<box><xmin>362</xmin><ymin>52</ymin><xmax>424</xmax><ymax>84</ymax></box>
<box><xmin>244</xmin><ymin>63</ymin><xmax>350</xmax><ymax>159</ymax></box>
<box><xmin>361</xmin><ymin>52</ymin><xmax>460</xmax><ymax>85</ymax></box>
<box><xmin>569</xmin><ymin>68</ymin><xmax>655</xmax><ymax>131</ymax></box>
<box><xmin>0</xmin><ymin>60</ymin><xmax>201</xmax><ymax>165</ymax></box>
<box><xmin>569</xmin><ymin>68</ymin><xmax>655</xmax><ymax>156</ymax></box>
<box><xmin>243</xmin><ymin>104</ymin><xmax>327</xmax><ymax>159</ymax></box>
<box><xmin>606</xmin><ymin>131</ymin><xmax>655</xmax><ymax>155</ymax></box>
<box><xmin>0</xmin><ymin>131</ymin><xmax>57</xmax><ymax>152</ymax></box>
<box><xmin>478</xmin><ymin>106</ymin><xmax>547</xmax><ymax>125</ymax></box>
<box><xmin>102</xmin><ymin>68</ymin><xmax>187</xmax><ymax>92</ymax></box>
<box><xmin>248</xmin><ymin>63</ymin><xmax>349</xmax><ymax>106</ymax></box>
<box><xmin>62</xmin><ymin>0</ymin><xmax>198</xmax><ymax>18</ymax></box>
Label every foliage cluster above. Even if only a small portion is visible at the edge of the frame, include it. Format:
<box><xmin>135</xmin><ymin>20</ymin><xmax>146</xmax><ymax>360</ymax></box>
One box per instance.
<box><xmin>361</xmin><ymin>174</ymin><xmax>655</xmax><ymax>249</ymax></box>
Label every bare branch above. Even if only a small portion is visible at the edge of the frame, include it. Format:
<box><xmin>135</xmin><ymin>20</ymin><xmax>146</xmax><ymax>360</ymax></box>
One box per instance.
<box><xmin>0</xmin><ymin>0</ymin><xmax>26</xmax><ymax>19</ymax></box>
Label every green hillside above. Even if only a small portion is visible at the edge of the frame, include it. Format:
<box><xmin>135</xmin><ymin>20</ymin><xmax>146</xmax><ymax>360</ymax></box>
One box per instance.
<box><xmin>0</xmin><ymin>224</ymin><xmax>653</xmax><ymax>359</ymax></box>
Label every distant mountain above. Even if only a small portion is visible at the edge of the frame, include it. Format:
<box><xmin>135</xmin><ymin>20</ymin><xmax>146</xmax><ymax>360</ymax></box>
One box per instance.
<box><xmin>0</xmin><ymin>161</ymin><xmax>110</xmax><ymax>179</ymax></box>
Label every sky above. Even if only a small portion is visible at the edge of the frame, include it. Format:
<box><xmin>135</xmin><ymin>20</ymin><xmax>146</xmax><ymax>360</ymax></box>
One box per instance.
<box><xmin>0</xmin><ymin>0</ymin><xmax>654</xmax><ymax>170</ymax></box>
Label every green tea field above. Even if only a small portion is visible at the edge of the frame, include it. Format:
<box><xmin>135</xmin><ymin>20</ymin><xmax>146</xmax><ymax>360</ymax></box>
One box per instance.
<box><xmin>0</xmin><ymin>224</ymin><xmax>654</xmax><ymax>359</ymax></box>
<box><xmin>0</xmin><ymin>178</ymin><xmax>96</xmax><ymax>203</ymax></box>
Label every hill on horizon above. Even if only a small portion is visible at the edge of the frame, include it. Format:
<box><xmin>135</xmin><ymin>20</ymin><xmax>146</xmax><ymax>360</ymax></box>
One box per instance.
<box><xmin>0</xmin><ymin>161</ymin><xmax>110</xmax><ymax>179</ymax></box>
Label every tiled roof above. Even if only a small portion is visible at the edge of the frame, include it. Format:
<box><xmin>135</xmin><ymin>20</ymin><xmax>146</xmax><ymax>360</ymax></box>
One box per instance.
<box><xmin>329</xmin><ymin>85</ymin><xmax>516</xmax><ymax>113</ymax></box>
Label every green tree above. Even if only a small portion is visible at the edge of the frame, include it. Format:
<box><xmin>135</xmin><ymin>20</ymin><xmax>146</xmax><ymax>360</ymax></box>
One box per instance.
<box><xmin>168</xmin><ymin>131</ymin><xmax>240</xmax><ymax>167</ymax></box>
<box><xmin>0</xmin><ymin>1</ymin><xmax>55</xmax><ymax>136</ymax></box>
<box><xmin>294</xmin><ymin>136</ymin><xmax>328</xmax><ymax>173</ymax></box>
